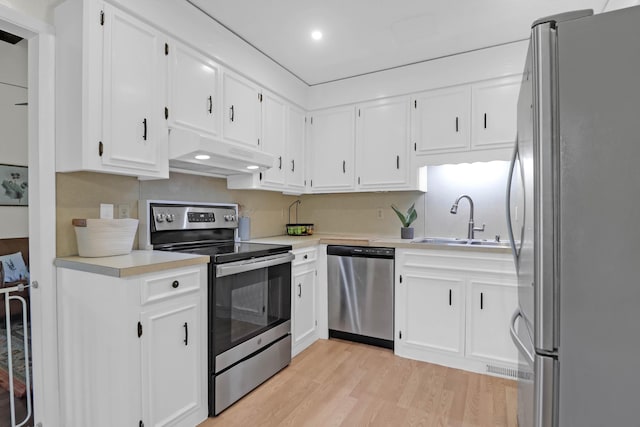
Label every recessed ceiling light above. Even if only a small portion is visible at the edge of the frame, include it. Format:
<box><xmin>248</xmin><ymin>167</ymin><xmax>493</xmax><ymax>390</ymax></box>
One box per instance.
<box><xmin>311</xmin><ymin>30</ymin><xmax>323</xmax><ymax>41</ymax></box>
<box><xmin>247</xmin><ymin>165</ymin><xmax>259</xmax><ymax>170</ymax></box>
<box><xmin>195</xmin><ymin>154</ymin><xmax>210</xmax><ymax>160</ymax></box>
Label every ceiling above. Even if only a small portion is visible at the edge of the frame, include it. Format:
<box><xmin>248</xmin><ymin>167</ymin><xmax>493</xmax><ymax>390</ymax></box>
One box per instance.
<box><xmin>188</xmin><ymin>0</ymin><xmax>610</xmax><ymax>86</ymax></box>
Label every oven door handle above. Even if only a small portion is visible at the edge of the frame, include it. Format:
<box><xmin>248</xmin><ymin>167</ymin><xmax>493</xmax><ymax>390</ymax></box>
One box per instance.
<box><xmin>216</xmin><ymin>252</ymin><xmax>294</xmax><ymax>277</ymax></box>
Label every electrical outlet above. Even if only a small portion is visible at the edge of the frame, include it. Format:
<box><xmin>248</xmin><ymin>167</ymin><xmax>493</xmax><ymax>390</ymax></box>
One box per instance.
<box><xmin>377</xmin><ymin>208</ymin><xmax>384</xmax><ymax>219</ymax></box>
<box><xmin>118</xmin><ymin>204</ymin><xmax>130</xmax><ymax>219</ymax></box>
<box><xmin>100</xmin><ymin>203</ymin><xmax>114</xmax><ymax>219</ymax></box>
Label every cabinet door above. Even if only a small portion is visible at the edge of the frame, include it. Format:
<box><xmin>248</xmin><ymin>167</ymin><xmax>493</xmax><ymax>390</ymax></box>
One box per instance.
<box><xmin>412</xmin><ymin>86</ymin><xmax>470</xmax><ymax>154</ymax></box>
<box><xmin>222</xmin><ymin>71</ymin><xmax>261</xmax><ymax>147</ymax></box>
<box><xmin>168</xmin><ymin>42</ymin><xmax>220</xmax><ymax>137</ymax></box>
<box><xmin>141</xmin><ymin>298</ymin><xmax>202</xmax><ymax>427</ymax></box>
<box><xmin>356</xmin><ymin>97</ymin><xmax>410</xmax><ymax>189</ymax></box>
<box><xmin>466</xmin><ymin>281</ymin><xmax>519</xmax><ymax>365</ymax></box>
<box><xmin>398</xmin><ymin>273</ymin><xmax>464</xmax><ymax>355</ymax></box>
<box><xmin>101</xmin><ymin>4</ymin><xmax>167</xmax><ymax>176</ymax></box>
<box><xmin>471</xmin><ymin>75</ymin><xmax>520</xmax><ymax>149</ymax></box>
<box><xmin>286</xmin><ymin>105</ymin><xmax>306</xmax><ymax>191</ymax></box>
<box><xmin>308</xmin><ymin>106</ymin><xmax>355</xmax><ymax>191</ymax></box>
<box><xmin>293</xmin><ymin>268</ymin><xmax>316</xmax><ymax>352</ymax></box>
<box><xmin>260</xmin><ymin>91</ymin><xmax>287</xmax><ymax>186</ymax></box>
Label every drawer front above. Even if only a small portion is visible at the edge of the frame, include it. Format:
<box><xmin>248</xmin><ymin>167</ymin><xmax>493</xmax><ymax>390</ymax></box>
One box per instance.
<box><xmin>141</xmin><ymin>267</ymin><xmax>201</xmax><ymax>305</ymax></box>
<box><xmin>293</xmin><ymin>247</ymin><xmax>317</xmax><ymax>265</ymax></box>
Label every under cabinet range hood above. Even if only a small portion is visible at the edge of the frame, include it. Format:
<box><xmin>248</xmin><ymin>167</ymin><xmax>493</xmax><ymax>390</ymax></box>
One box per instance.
<box><xmin>168</xmin><ymin>127</ymin><xmax>274</xmax><ymax>176</ymax></box>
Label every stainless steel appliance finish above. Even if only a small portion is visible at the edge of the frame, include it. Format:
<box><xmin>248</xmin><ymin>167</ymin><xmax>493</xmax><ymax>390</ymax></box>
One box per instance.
<box><xmin>327</xmin><ymin>245</ymin><xmax>394</xmax><ymax>348</ymax></box>
<box><xmin>146</xmin><ymin>200</ymin><xmax>293</xmax><ymax>417</ymax></box>
<box><xmin>507</xmin><ymin>7</ymin><xmax>640</xmax><ymax>426</ymax></box>
<box><xmin>215</xmin><ymin>334</ymin><xmax>291</xmax><ymax>415</ymax></box>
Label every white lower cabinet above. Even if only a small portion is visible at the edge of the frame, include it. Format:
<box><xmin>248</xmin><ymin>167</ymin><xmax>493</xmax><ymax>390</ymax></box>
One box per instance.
<box><xmin>395</xmin><ymin>248</ymin><xmax>518</xmax><ymax>376</ymax></box>
<box><xmin>57</xmin><ymin>264</ymin><xmax>208</xmax><ymax>427</ymax></box>
<box><xmin>141</xmin><ymin>297</ymin><xmax>201</xmax><ymax>426</ymax></box>
<box><xmin>399</xmin><ymin>273</ymin><xmax>464</xmax><ymax>356</ymax></box>
<box><xmin>466</xmin><ymin>280</ymin><xmax>519</xmax><ymax>365</ymax></box>
<box><xmin>291</xmin><ymin>246</ymin><xmax>320</xmax><ymax>356</ymax></box>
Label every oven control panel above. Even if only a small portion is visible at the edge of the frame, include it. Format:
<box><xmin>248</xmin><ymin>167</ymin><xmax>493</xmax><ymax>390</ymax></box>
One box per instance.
<box><xmin>151</xmin><ymin>204</ymin><xmax>238</xmax><ymax>231</ymax></box>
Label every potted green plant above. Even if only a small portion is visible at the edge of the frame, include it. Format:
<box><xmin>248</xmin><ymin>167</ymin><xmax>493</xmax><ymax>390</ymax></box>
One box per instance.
<box><xmin>391</xmin><ymin>203</ymin><xmax>417</xmax><ymax>239</ymax></box>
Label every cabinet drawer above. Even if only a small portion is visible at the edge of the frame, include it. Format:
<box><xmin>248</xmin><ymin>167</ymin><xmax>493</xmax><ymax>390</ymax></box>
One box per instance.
<box><xmin>293</xmin><ymin>247</ymin><xmax>317</xmax><ymax>265</ymax></box>
<box><xmin>141</xmin><ymin>267</ymin><xmax>201</xmax><ymax>305</ymax></box>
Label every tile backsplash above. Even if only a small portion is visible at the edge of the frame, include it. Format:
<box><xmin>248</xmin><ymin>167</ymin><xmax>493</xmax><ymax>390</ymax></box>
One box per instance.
<box><xmin>56</xmin><ymin>162</ymin><xmax>509</xmax><ymax>255</ymax></box>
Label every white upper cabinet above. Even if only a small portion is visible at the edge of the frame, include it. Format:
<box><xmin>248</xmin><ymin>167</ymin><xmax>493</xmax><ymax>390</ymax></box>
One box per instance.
<box><xmin>101</xmin><ymin>4</ymin><xmax>168</xmax><ymax>175</ymax></box>
<box><xmin>55</xmin><ymin>0</ymin><xmax>168</xmax><ymax>179</ymax></box>
<box><xmin>412</xmin><ymin>86</ymin><xmax>471</xmax><ymax>154</ymax></box>
<box><xmin>356</xmin><ymin>96</ymin><xmax>411</xmax><ymax>190</ymax></box>
<box><xmin>308</xmin><ymin>106</ymin><xmax>356</xmax><ymax>192</ymax></box>
<box><xmin>260</xmin><ymin>90</ymin><xmax>287</xmax><ymax>187</ymax></box>
<box><xmin>222</xmin><ymin>70</ymin><xmax>261</xmax><ymax>147</ymax></box>
<box><xmin>226</xmin><ymin>99</ymin><xmax>307</xmax><ymax>193</ymax></box>
<box><xmin>167</xmin><ymin>41</ymin><xmax>220</xmax><ymax>137</ymax></box>
<box><xmin>411</xmin><ymin>75</ymin><xmax>521</xmax><ymax>165</ymax></box>
<box><xmin>286</xmin><ymin>105</ymin><xmax>306</xmax><ymax>191</ymax></box>
<box><xmin>471</xmin><ymin>75</ymin><xmax>521</xmax><ymax>149</ymax></box>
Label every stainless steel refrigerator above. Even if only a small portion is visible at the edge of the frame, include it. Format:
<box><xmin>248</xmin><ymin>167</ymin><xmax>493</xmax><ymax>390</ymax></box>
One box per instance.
<box><xmin>506</xmin><ymin>7</ymin><xmax>640</xmax><ymax>427</ymax></box>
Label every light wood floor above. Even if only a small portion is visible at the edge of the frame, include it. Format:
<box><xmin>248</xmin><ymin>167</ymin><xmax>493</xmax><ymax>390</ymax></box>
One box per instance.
<box><xmin>199</xmin><ymin>339</ymin><xmax>518</xmax><ymax>427</ymax></box>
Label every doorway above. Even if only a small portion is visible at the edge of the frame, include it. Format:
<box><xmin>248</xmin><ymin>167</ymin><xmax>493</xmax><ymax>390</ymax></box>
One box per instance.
<box><xmin>0</xmin><ymin>6</ymin><xmax>58</xmax><ymax>427</ymax></box>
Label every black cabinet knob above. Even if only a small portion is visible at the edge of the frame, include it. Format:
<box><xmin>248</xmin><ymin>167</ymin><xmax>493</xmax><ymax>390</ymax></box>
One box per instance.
<box><xmin>172</xmin><ymin>280</ymin><xmax>179</xmax><ymax>289</ymax></box>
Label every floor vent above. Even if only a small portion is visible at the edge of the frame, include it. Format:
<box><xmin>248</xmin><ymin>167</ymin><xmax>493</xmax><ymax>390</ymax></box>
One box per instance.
<box><xmin>486</xmin><ymin>364</ymin><xmax>532</xmax><ymax>380</ymax></box>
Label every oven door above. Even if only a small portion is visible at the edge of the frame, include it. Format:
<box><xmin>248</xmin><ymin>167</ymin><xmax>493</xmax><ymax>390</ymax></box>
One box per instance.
<box><xmin>212</xmin><ymin>252</ymin><xmax>293</xmax><ymax>372</ymax></box>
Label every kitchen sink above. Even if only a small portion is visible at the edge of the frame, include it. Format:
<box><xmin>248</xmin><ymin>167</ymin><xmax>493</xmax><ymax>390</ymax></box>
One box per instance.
<box><xmin>413</xmin><ymin>237</ymin><xmax>510</xmax><ymax>248</ymax></box>
<box><xmin>416</xmin><ymin>237</ymin><xmax>469</xmax><ymax>245</ymax></box>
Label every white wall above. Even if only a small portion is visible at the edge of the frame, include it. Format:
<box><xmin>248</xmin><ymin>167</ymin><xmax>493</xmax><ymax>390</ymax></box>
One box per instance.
<box><xmin>308</xmin><ymin>40</ymin><xmax>529</xmax><ymax>110</ymax></box>
<box><xmin>0</xmin><ymin>38</ymin><xmax>28</xmax><ymax>238</ymax></box>
<box><xmin>424</xmin><ymin>161</ymin><xmax>510</xmax><ymax>241</ymax></box>
<box><xmin>603</xmin><ymin>0</ymin><xmax>640</xmax><ymax>11</ymax></box>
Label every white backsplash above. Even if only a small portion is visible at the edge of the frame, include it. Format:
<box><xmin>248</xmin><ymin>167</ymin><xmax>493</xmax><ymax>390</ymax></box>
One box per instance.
<box><xmin>425</xmin><ymin>161</ymin><xmax>511</xmax><ymax>241</ymax></box>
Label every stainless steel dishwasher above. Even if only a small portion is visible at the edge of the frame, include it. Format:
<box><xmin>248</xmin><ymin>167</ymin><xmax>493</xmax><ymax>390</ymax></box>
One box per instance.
<box><xmin>327</xmin><ymin>245</ymin><xmax>394</xmax><ymax>349</ymax></box>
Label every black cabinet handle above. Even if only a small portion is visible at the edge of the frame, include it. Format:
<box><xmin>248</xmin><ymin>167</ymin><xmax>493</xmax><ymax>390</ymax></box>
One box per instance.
<box><xmin>208</xmin><ymin>96</ymin><xmax>213</xmax><ymax>114</ymax></box>
<box><xmin>142</xmin><ymin>118</ymin><xmax>147</xmax><ymax>141</ymax></box>
<box><xmin>183</xmin><ymin>322</ymin><xmax>188</xmax><ymax>346</ymax></box>
<box><xmin>279</xmin><ymin>156</ymin><xmax>282</xmax><ymax>170</ymax></box>
<box><xmin>396</xmin><ymin>155</ymin><xmax>400</xmax><ymax>169</ymax></box>
<box><xmin>449</xmin><ymin>289</ymin><xmax>452</xmax><ymax>306</ymax></box>
<box><xmin>342</xmin><ymin>160</ymin><xmax>346</xmax><ymax>173</ymax></box>
<box><xmin>230</xmin><ymin>105</ymin><xmax>235</xmax><ymax>122</ymax></box>
<box><xmin>172</xmin><ymin>280</ymin><xmax>179</xmax><ymax>289</ymax></box>
<box><xmin>484</xmin><ymin>113</ymin><xmax>487</xmax><ymax>129</ymax></box>
<box><xmin>303</xmin><ymin>254</ymin><xmax>308</xmax><ymax>259</ymax></box>
<box><xmin>455</xmin><ymin>116</ymin><xmax>459</xmax><ymax>132</ymax></box>
<box><xmin>291</xmin><ymin>159</ymin><xmax>295</xmax><ymax>172</ymax></box>
<box><xmin>298</xmin><ymin>284</ymin><xmax>302</xmax><ymax>297</ymax></box>
<box><xmin>480</xmin><ymin>292</ymin><xmax>484</xmax><ymax>310</ymax></box>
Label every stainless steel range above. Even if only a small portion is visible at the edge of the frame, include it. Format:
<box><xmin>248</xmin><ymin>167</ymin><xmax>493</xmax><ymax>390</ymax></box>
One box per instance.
<box><xmin>143</xmin><ymin>200</ymin><xmax>293</xmax><ymax>416</ymax></box>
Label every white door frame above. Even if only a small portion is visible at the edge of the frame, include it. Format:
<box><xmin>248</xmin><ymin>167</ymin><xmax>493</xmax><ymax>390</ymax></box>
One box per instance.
<box><xmin>0</xmin><ymin>6</ymin><xmax>58</xmax><ymax>427</ymax></box>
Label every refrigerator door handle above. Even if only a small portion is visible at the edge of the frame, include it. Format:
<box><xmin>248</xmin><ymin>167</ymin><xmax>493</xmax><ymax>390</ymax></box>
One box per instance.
<box><xmin>506</xmin><ymin>136</ymin><xmax>520</xmax><ymax>265</ymax></box>
<box><xmin>510</xmin><ymin>308</ymin><xmax>535</xmax><ymax>365</ymax></box>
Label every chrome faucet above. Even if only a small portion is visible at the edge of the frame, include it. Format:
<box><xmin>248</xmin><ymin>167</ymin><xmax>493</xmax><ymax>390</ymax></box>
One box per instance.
<box><xmin>450</xmin><ymin>194</ymin><xmax>485</xmax><ymax>240</ymax></box>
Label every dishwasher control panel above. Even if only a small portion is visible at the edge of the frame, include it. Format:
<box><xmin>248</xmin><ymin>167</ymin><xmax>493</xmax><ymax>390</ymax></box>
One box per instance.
<box><xmin>327</xmin><ymin>245</ymin><xmax>395</xmax><ymax>259</ymax></box>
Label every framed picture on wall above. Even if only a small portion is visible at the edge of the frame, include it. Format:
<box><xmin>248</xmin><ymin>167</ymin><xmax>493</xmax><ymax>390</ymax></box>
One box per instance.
<box><xmin>0</xmin><ymin>164</ymin><xmax>28</xmax><ymax>206</ymax></box>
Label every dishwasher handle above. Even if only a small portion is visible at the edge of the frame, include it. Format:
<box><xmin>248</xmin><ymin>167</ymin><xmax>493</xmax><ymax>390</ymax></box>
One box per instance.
<box><xmin>326</xmin><ymin>245</ymin><xmax>395</xmax><ymax>259</ymax></box>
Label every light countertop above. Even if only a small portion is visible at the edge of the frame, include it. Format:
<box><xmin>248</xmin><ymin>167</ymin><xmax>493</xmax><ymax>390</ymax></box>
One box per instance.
<box><xmin>55</xmin><ymin>250</ymin><xmax>210</xmax><ymax>278</ymax></box>
<box><xmin>250</xmin><ymin>234</ymin><xmax>511</xmax><ymax>253</ymax></box>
